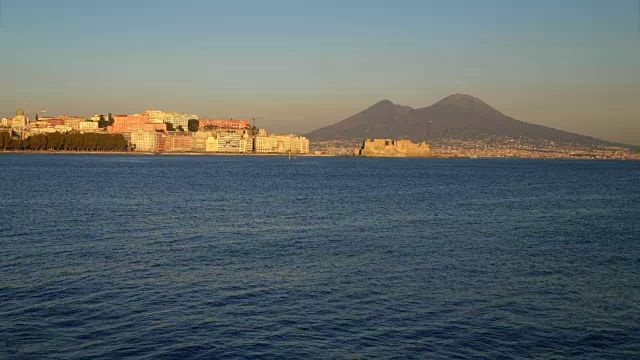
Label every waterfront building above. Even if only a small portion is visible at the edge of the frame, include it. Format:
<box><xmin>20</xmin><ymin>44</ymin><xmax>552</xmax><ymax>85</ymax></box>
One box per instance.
<box><xmin>242</xmin><ymin>132</ymin><xmax>254</xmax><ymax>152</ymax></box>
<box><xmin>255</xmin><ymin>134</ymin><xmax>309</xmax><ymax>154</ymax></box>
<box><xmin>205</xmin><ymin>136</ymin><xmax>218</xmax><ymax>152</ymax></box>
<box><xmin>292</xmin><ymin>136</ymin><xmax>310</xmax><ymax>154</ymax></box>
<box><xmin>130</xmin><ymin>131</ymin><xmax>160</xmax><ymax>152</ymax></box>
<box><xmin>255</xmin><ymin>135</ymin><xmax>278</xmax><ymax>153</ymax></box>
<box><xmin>192</xmin><ymin>131</ymin><xmax>212</xmax><ymax>152</ymax></box>
<box><xmin>203</xmin><ymin>132</ymin><xmax>252</xmax><ymax>153</ymax></box>
<box><xmin>275</xmin><ymin>135</ymin><xmax>292</xmax><ymax>153</ymax></box>
<box><xmin>358</xmin><ymin>139</ymin><xmax>430</xmax><ymax>157</ymax></box>
<box><xmin>163</xmin><ymin>133</ymin><xmax>193</xmax><ymax>152</ymax></box>
<box><xmin>217</xmin><ymin>132</ymin><xmax>242</xmax><ymax>152</ymax></box>
<box><xmin>1</xmin><ymin>117</ymin><xmax>9</xmax><ymax>127</ymax></box>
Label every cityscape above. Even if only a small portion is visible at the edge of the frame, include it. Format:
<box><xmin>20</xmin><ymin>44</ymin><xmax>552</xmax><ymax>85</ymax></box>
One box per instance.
<box><xmin>313</xmin><ymin>137</ymin><xmax>640</xmax><ymax>160</ymax></box>
<box><xmin>1</xmin><ymin>108</ymin><xmax>310</xmax><ymax>154</ymax></box>
<box><xmin>2</xmin><ymin>1</ymin><xmax>640</xmax><ymax>358</ymax></box>
<box><xmin>2</xmin><ymin>106</ymin><xmax>639</xmax><ymax>160</ymax></box>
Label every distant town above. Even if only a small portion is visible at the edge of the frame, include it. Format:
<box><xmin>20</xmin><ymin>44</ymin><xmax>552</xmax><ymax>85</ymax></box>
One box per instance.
<box><xmin>1</xmin><ymin>107</ymin><xmax>639</xmax><ymax>160</ymax></box>
<box><xmin>317</xmin><ymin>138</ymin><xmax>640</xmax><ymax>160</ymax></box>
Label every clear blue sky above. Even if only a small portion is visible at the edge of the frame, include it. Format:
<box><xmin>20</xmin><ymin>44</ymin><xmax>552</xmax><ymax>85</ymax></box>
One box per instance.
<box><xmin>1</xmin><ymin>0</ymin><xmax>639</xmax><ymax>144</ymax></box>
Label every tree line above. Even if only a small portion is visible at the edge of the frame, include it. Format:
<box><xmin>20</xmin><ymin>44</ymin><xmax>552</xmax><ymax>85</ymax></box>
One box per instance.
<box><xmin>0</xmin><ymin>132</ymin><xmax>128</xmax><ymax>151</ymax></box>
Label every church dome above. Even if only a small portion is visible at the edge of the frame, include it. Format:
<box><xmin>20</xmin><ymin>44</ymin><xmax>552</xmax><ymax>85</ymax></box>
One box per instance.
<box><xmin>16</xmin><ymin>108</ymin><xmax>25</xmax><ymax>117</ymax></box>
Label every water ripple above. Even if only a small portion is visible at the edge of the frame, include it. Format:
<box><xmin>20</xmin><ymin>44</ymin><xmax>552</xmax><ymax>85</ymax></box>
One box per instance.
<box><xmin>1</xmin><ymin>155</ymin><xmax>639</xmax><ymax>358</ymax></box>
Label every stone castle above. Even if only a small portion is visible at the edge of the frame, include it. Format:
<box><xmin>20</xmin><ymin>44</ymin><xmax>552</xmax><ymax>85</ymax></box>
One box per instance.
<box><xmin>356</xmin><ymin>138</ymin><xmax>430</xmax><ymax>157</ymax></box>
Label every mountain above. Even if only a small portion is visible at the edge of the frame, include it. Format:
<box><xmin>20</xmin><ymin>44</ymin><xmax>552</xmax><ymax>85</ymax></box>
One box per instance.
<box><xmin>306</xmin><ymin>94</ymin><xmax>609</xmax><ymax>146</ymax></box>
<box><xmin>305</xmin><ymin>100</ymin><xmax>413</xmax><ymax>141</ymax></box>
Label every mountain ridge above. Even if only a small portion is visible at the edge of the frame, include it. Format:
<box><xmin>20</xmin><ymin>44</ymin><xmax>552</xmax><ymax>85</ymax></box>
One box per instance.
<box><xmin>306</xmin><ymin>94</ymin><xmax>617</xmax><ymax>146</ymax></box>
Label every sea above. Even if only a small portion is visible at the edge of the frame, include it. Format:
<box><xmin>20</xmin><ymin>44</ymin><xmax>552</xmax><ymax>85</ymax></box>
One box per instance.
<box><xmin>1</xmin><ymin>154</ymin><xmax>639</xmax><ymax>359</ymax></box>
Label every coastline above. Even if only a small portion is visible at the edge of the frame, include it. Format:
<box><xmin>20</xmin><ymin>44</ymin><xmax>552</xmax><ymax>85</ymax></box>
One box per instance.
<box><xmin>0</xmin><ymin>150</ymin><xmax>638</xmax><ymax>160</ymax></box>
<box><xmin>0</xmin><ymin>150</ymin><xmax>335</xmax><ymax>157</ymax></box>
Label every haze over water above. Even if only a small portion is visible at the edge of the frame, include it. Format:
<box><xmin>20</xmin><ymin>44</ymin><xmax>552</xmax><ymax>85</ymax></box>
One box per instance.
<box><xmin>1</xmin><ymin>155</ymin><xmax>639</xmax><ymax>358</ymax></box>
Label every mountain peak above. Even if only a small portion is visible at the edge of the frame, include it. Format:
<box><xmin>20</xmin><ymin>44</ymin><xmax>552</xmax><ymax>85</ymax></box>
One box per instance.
<box><xmin>431</xmin><ymin>93</ymin><xmax>498</xmax><ymax>115</ymax></box>
<box><xmin>370</xmin><ymin>99</ymin><xmax>396</xmax><ymax>108</ymax></box>
<box><xmin>377</xmin><ymin>99</ymin><xmax>395</xmax><ymax>105</ymax></box>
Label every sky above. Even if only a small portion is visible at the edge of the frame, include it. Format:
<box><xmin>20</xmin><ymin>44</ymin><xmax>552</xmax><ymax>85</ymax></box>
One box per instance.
<box><xmin>1</xmin><ymin>0</ymin><xmax>639</xmax><ymax>144</ymax></box>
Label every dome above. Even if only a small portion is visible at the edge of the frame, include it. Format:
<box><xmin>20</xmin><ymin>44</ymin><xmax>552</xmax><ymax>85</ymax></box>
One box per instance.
<box><xmin>16</xmin><ymin>108</ymin><xmax>25</xmax><ymax>117</ymax></box>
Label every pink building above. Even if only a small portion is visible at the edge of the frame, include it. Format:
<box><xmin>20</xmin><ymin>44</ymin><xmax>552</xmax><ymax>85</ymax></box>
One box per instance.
<box><xmin>200</xmin><ymin>118</ymin><xmax>250</xmax><ymax>129</ymax></box>
<box><xmin>108</xmin><ymin>113</ymin><xmax>166</xmax><ymax>133</ymax></box>
<box><xmin>161</xmin><ymin>133</ymin><xmax>193</xmax><ymax>152</ymax></box>
<box><xmin>47</xmin><ymin>119</ymin><xmax>65</xmax><ymax>126</ymax></box>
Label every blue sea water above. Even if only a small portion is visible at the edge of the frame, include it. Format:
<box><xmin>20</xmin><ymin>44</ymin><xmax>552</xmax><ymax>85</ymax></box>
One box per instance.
<box><xmin>1</xmin><ymin>154</ymin><xmax>639</xmax><ymax>359</ymax></box>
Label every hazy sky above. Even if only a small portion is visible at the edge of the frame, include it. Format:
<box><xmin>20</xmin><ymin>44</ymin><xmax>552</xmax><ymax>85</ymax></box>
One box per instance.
<box><xmin>1</xmin><ymin>0</ymin><xmax>639</xmax><ymax>144</ymax></box>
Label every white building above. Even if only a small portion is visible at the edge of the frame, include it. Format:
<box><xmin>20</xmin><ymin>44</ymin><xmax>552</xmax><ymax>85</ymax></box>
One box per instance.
<box><xmin>11</xmin><ymin>108</ymin><xmax>28</xmax><ymax>128</ymax></box>
<box><xmin>54</xmin><ymin>125</ymin><xmax>73</xmax><ymax>132</ymax></box>
<box><xmin>205</xmin><ymin>136</ymin><xmax>219</xmax><ymax>152</ymax></box>
<box><xmin>31</xmin><ymin>127</ymin><xmax>57</xmax><ymax>134</ymax></box>
<box><xmin>62</xmin><ymin>116</ymin><xmax>84</xmax><ymax>130</ymax></box>
<box><xmin>145</xmin><ymin>110</ymin><xmax>166</xmax><ymax>124</ymax></box>
<box><xmin>80</xmin><ymin>121</ymin><xmax>99</xmax><ymax>130</ymax></box>
<box><xmin>255</xmin><ymin>134</ymin><xmax>309</xmax><ymax>154</ymax></box>
<box><xmin>242</xmin><ymin>133</ymin><xmax>253</xmax><ymax>153</ymax></box>
<box><xmin>164</xmin><ymin>112</ymin><xmax>198</xmax><ymax>129</ymax></box>
<box><xmin>130</xmin><ymin>132</ymin><xmax>159</xmax><ymax>152</ymax></box>
<box><xmin>204</xmin><ymin>132</ymin><xmax>252</xmax><ymax>153</ymax></box>
<box><xmin>292</xmin><ymin>136</ymin><xmax>310</xmax><ymax>154</ymax></box>
<box><xmin>255</xmin><ymin>135</ymin><xmax>277</xmax><ymax>153</ymax></box>
<box><xmin>217</xmin><ymin>132</ymin><xmax>242</xmax><ymax>152</ymax></box>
